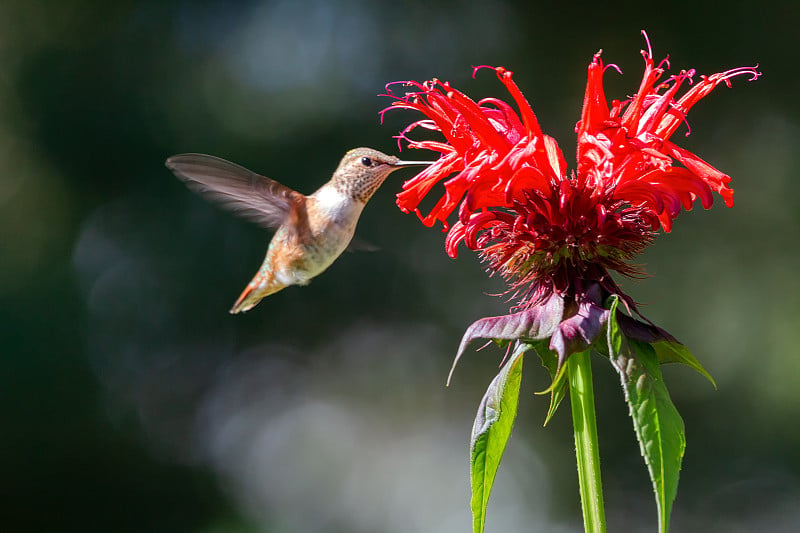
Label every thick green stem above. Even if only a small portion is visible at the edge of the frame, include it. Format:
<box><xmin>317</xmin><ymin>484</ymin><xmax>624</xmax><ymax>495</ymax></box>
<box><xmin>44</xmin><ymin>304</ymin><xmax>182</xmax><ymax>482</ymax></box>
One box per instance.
<box><xmin>568</xmin><ymin>350</ymin><xmax>607</xmax><ymax>533</ymax></box>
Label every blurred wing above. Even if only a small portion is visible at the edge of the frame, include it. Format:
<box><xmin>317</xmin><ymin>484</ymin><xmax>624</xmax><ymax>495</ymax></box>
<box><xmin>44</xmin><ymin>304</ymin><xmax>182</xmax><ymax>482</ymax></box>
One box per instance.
<box><xmin>347</xmin><ymin>237</ymin><xmax>379</xmax><ymax>252</ymax></box>
<box><xmin>165</xmin><ymin>153</ymin><xmax>303</xmax><ymax>229</ymax></box>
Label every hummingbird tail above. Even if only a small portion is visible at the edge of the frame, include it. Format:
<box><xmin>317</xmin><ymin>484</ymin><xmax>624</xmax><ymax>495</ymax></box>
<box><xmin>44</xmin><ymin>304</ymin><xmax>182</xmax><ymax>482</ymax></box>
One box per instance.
<box><xmin>229</xmin><ymin>281</ymin><xmax>286</xmax><ymax>314</ymax></box>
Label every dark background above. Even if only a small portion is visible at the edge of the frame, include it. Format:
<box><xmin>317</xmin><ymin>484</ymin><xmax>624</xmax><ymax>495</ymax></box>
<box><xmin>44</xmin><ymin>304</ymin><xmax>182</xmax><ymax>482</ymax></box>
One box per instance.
<box><xmin>2</xmin><ymin>1</ymin><xmax>798</xmax><ymax>531</ymax></box>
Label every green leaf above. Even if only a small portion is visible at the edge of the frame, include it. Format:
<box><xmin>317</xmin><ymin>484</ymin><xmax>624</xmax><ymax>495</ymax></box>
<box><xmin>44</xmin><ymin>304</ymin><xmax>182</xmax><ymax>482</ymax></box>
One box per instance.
<box><xmin>531</xmin><ymin>341</ymin><xmax>568</xmax><ymax>426</ymax></box>
<box><xmin>606</xmin><ymin>297</ymin><xmax>686</xmax><ymax>533</ymax></box>
<box><xmin>652</xmin><ymin>340</ymin><xmax>717</xmax><ymax>389</ymax></box>
<box><xmin>470</xmin><ymin>343</ymin><xmax>525</xmax><ymax>533</ymax></box>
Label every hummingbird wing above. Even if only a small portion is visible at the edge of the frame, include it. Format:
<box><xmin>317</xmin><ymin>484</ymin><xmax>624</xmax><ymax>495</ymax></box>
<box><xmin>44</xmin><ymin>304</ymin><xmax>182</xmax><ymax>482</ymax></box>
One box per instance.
<box><xmin>165</xmin><ymin>153</ymin><xmax>304</xmax><ymax>229</ymax></box>
<box><xmin>347</xmin><ymin>237</ymin><xmax>379</xmax><ymax>252</ymax></box>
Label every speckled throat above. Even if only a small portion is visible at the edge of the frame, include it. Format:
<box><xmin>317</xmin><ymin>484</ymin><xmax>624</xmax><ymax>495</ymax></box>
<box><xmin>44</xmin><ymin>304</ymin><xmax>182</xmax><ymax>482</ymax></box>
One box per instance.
<box><xmin>331</xmin><ymin>166</ymin><xmax>397</xmax><ymax>203</ymax></box>
<box><xmin>326</xmin><ymin>147</ymin><xmax>431</xmax><ymax>203</ymax></box>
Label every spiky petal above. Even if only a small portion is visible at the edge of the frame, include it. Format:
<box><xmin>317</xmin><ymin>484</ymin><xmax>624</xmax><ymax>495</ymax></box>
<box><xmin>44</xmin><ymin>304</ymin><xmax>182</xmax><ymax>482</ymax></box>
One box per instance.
<box><xmin>383</xmin><ymin>35</ymin><xmax>758</xmax><ymax>361</ymax></box>
<box><xmin>383</xmin><ymin>40</ymin><xmax>759</xmax><ymax>308</ymax></box>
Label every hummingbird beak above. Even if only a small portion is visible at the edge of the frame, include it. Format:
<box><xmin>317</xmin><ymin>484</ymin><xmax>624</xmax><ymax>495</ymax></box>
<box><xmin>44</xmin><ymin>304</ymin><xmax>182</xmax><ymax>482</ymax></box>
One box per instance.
<box><xmin>392</xmin><ymin>160</ymin><xmax>434</xmax><ymax>167</ymax></box>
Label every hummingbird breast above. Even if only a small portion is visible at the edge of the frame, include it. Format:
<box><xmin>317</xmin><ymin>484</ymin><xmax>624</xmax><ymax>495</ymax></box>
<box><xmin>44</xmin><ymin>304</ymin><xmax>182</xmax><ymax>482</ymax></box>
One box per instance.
<box><xmin>306</xmin><ymin>185</ymin><xmax>364</xmax><ymax>254</ymax></box>
<box><xmin>271</xmin><ymin>185</ymin><xmax>364</xmax><ymax>286</ymax></box>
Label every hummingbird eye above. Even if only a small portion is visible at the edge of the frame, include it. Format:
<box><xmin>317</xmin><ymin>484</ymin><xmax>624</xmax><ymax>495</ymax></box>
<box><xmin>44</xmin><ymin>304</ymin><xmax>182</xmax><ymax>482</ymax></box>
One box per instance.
<box><xmin>360</xmin><ymin>157</ymin><xmax>373</xmax><ymax>167</ymax></box>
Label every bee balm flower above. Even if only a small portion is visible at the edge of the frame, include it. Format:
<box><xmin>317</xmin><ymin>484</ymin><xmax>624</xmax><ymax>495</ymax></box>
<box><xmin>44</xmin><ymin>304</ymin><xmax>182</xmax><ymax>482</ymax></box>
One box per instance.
<box><xmin>382</xmin><ymin>36</ymin><xmax>759</xmax><ymax>368</ymax></box>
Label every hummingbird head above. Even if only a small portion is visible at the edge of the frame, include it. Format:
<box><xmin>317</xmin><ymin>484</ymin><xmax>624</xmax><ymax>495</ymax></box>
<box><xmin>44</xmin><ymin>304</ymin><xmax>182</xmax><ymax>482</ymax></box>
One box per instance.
<box><xmin>333</xmin><ymin>147</ymin><xmax>431</xmax><ymax>203</ymax></box>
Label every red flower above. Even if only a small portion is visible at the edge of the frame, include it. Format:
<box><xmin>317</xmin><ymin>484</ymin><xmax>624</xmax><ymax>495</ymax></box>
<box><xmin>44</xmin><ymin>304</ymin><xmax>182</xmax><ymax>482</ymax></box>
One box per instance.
<box><xmin>382</xmin><ymin>36</ymin><xmax>759</xmax><ymax>305</ymax></box>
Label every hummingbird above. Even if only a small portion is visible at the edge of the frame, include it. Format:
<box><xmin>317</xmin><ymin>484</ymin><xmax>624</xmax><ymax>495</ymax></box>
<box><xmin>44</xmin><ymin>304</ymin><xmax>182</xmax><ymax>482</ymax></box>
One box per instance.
<box><xmin>165</xmin><ymin>147</ymin><xmax>430</xmax><ymax>313</ymax></box>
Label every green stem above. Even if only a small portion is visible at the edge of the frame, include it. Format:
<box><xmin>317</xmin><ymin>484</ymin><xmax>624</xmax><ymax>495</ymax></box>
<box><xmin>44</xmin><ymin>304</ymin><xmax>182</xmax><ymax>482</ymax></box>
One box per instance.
<box><xmin>568</xmin><ymin>350</ymin><xmax>607</xmax><ymax>533</ymax></box>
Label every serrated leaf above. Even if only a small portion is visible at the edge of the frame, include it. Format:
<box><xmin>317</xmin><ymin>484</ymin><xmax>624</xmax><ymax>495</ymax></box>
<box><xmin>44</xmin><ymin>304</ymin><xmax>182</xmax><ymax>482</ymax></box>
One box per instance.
<box><xmin>606</xmin><ymin>297</ymin><xmax>685</xmax><ymax>533</ymax></box>
<box><xmin>470</xmin><ymin>344</ymin><xmax>525</xmax><ymax>533</ymax></box>
<box><xmin>530</xmin><ymin>341</ymin><xmax>568</xmax><ymax>426</ymax></box>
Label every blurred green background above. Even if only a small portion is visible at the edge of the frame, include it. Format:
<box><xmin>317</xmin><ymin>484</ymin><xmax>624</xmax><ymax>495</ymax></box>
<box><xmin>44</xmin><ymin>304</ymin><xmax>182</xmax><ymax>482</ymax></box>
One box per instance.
<box><xmin>2</xmin><ymin>1</ymin><xmax>798</xmax><ymax>531</ymax></box>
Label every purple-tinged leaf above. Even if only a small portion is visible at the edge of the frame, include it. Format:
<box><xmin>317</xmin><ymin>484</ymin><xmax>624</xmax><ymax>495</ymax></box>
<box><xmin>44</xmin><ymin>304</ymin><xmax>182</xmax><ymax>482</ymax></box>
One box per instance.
<box><xmin>616</xmin><ymin>310</ymin><xmax>716</xmax><ymax>388</ymax></box>
<box><xmin>549</xmin><ymin>293</ymin><xmax>609</xmax><ymax>369</ymax></box>
<box><xmin>616</xmin><ymin>312</ymin><xmax>678</xmax><ymax>344</ymax></box>
<box><xmin>448</xmin><ymin>293</ymin><xmax>564</xmax><ymax>384</ymax></box>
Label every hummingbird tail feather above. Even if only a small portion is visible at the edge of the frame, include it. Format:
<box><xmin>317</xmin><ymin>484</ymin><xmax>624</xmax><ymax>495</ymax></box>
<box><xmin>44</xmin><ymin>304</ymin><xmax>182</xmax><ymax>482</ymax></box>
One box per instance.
<box><xmin>229</xmin><ymin>281</ymin><xmax>286</xmax><ymax>314</ymax></box>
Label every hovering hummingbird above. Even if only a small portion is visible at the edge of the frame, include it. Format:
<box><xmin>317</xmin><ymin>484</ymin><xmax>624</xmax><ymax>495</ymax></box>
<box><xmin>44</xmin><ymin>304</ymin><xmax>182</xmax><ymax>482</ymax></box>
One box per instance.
<box><xmin>165</xmin><ymin>147</ymin><xmax>430</xmax><ymax>313</ymax></box>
